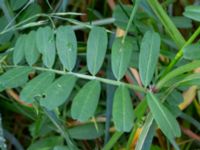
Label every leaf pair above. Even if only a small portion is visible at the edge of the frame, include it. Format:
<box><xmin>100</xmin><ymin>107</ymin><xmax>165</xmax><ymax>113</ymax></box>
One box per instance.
<box><xmin>13</xmin><ymin>31</ymin><xmax>40</xmax><ymax>66</ymax></box>
<box><xmin>14</xmin><ymin>26</ymin><xmax>77</xmax><ymax>70</ymax></box>
<box><xmin>71</xmin><ymin>81</ymin><xmax>134</xmax><ymax>132</ymax></box>
<box><xmin>20</xmin><ymin>72</ymin><xmax>76</xmax><ymax>110</ymax></box>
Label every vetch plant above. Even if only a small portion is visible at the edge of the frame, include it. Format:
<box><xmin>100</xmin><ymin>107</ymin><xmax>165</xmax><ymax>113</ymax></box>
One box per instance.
<box><xmin>0</xmin><ymin>0</ymin><xmax>200</xmax><ymax>149</ymax></box>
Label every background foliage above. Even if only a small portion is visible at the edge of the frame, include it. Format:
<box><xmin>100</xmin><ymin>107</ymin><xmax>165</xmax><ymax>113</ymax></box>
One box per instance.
<box><xmin>0</xmin><ymin>0</ymin><xmax>200</xmax><ymax>150</ymax></box>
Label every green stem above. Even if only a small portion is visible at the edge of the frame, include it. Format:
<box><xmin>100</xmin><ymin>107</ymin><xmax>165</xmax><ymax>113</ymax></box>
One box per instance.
<box><xmin>2</xmin><ymin>65</ymin><xmax>147</xmax><ymax>93</ymax></box>
<box><xmin>160</xmin><ymin>26</ymin><xmax>200</xmax><ymax>78</ymax></box>
<box><xmin>122</xmin><ymin>0</ymin><xmax>140</xmax><ymax>43</ymax></box>
<box><xmin>147</xmin><ymin>0</ymin><xmax>185</xmax><ymax>48</ymax></box>
<box><xmin>103</xmin><ymin>132</ymin><xmax>123</xmax><ymax>150</ymax></box>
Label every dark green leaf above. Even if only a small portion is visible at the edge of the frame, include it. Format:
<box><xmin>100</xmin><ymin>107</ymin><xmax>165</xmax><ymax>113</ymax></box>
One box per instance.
<box><xmin>27</xmin><ymin>136</ymin><xmax>63</xmax><ymax>150</ymax></box>
<box><xmin>171</xmin><ymin>16</ymin><xmax>192</xmax><ymax>29</ymax></box>
<box><xmin>111</xmin><ymin>38</ymin><xmax>133</xmax><ymax>80</ymax></box>
<box><xmin>0</xmin><ymin>17</ymin><xmax>13</xmax><ymax>45</ymax></box>
<box><xmin>113</xmin><ymin>85</ymin><xmax>134</xmax><ymax>132</ymax></box>
<box><xmin>18</xmin><ymin>3</ymin><xmax>41</xmax><ymax>22</ymax></box>
<box><xmin>54</xmin><ymin>146</ymin><xmax>69</xmax><ymax>150</ymax></box>
<box><xmin>20</xmin><ymin>72</ymin><xmax>55</xmax><ymax>104</ymax></box>
<box><xmin>25</xmin><ymin>31</ymin><xmax>40</xmax><ymax>66</ymax></box>
<box><xmin>10</xmin><ymin>0</ymin><xmax>28</xmax><ymax>11</ymax></box>
<box><xmin>36</xmin><ymin>26</ymin><xmax>56</xmax><ymax>68</ymax></box>
<box><xmin>56</xmin><ymin>26</ymin><xmax>77</xmax><ymax>71</ymax></box>
<box><xmin>183</xmin><ymin>5</ymin><xmax>200</xmax><ymax>22</ymax></box>
<box><xmin>13</xmin><ymin>35</ymin><xmax>25</xmax><ymax>65</ymax></box>
<box><xmin>156</xmin><ymin>60</ymin><xmax>200</xmax><ymax>89</ymax></box>
<box><xmin>146</xmin><ymin>92</ymin><xmax>181</xmax><ymax>139</ymax></box>
<box><xmin>166</xmin><ymin>90</ymin><xmax>183</xmax><ymax>106</ymax></box>
<box><xmin>183</xmin><ymin>43</ymin><xmax>200</xmax><ymax>60</ymax></box>
<box><xmin>87</xmin><ymin>27</ymin><xmax>107</xmax><ymax>75</ymax></box>
<box><xmin>68</xmin><ymin>123</ymin><xmax>104</xmax><ymax>140</ymax></box>
<box><xmin>71</xmin><ymin>80</ymin><xmax>101</xmax><ymax>122</ymax></box>
<box><xmin>40</xmin><ymin>75</ymin><xmax>76</xmax><ymax>110</ymax></box>
<box><xmin>139</xmin><ymin>31</ymin><xmax>160</xmax><ymax>87</ymax></box>
<box><xmin>0</xmin><ymin>67</ymin><xmax>32</xmax><ymax>90</ymax></box>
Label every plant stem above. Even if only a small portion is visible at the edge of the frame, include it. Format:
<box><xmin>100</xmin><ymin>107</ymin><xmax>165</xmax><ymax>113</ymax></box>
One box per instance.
<box><xmin>2</xmin><ymin>65</ymin><xmax>147</xmax><ymax>93</ymax></box>
<box><xmin>103</xmin><ymin>131</ymin><xmax>123</xmax><ymax>150</ymax></box>
<box><xmin>160</xmin><ymin>26</ymin><xmax>200</xmax><ymax>78</ymax></box>
<box><xmin>147</xmin><ymin>0</ymin><xmax>185</xmax><ymax>48</ymax></box>
<box><xmin>122</xmin><ymin>0</ymin><xmax>140</xmax><ymax>43</ymax></box>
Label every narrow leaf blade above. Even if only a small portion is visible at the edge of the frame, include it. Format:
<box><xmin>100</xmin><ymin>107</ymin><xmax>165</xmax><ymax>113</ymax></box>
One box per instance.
<box><xmin>71</xmin><ymin>80</ymin><xmax>101</xmax><ymax>122</ymax></box>
<box><xmin>87</xmin><ymin>27</ymin><xmax>108</xmax><ymax>75</ymax></box>
<box><xmin>56</xmin><ymin>26</ymin><xmax>77</xmax><ymax>71</ymax></box>
<box><xmin>135</xmin><ymin>114</ymin><xmax>156</xmax><ymax>150</ymax></box>
<box><xmin>139</xmin><ymin>31</ymin><xmax>160</xmax><ymax>87</ymax></box>
<box><xmin>113</xmin><ymin>85</ymin><xmax>134</xmax><ymax>132</ymax></box>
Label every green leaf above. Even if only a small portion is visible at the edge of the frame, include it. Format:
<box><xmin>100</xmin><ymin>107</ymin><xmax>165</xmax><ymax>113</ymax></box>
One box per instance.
<box><xmin>68</xmin><ymin>123</ymin><xmax>104</xmax><ymax>140</ymax></box>
<box><xmin>0</xmin><ymin>67</ymin><xmax>32</xmax><ymax>90</ymax></box>
<box><xmin>183</xmin><ymin>5</ymin><xmax>200</xmax><ymax>22</ymax></box>
<box><xmin>135</xmin><ymin>114</ymin><xmax>156</xmax><ymax>150</ymax></box>
<box><xmin>171</xmin><ymin>16</ymin><xmax>192</xmax><ymax>29</ymax></box>
<box><xmin>18</xmin><ymin>3</ymin><xmax>41</xmax><ymax>22</ymax></box>
<box><xmin>36</xmin><ymin>26</ymin><xmax>56</xmax><ymax>68</ymax></box>
<box><xmin>112</xmin><ymin>85</ymin><xmax>134</xmax><ymax>132</ymax></box>
<box><xmin>139</xmin><ymin>31</ymin><xmax>160</xmax><ymax>87</ymax></box>
<box><xmin>87</xmin><ymin>27</ymin><xmax>108</xmax><ymax>75</ymax></box>
<box><xmin>146</xmin><ymin>92</ymin><xmax>181</xmax><ymax>139</ymax></box>
<box><xmin>13</xmin><ymin>35</ymin><xmax>25</xmax><ymax>65</ymax></box>
<box><xmin>111</xmin><ymin>38</ymin><xmax>133</xmax><ymax>80</ymax></box>
<box><xmin>40</xmin><ymin>75</ymin><xmax>76</xmax><ymax>110</ymax></box>
<box><xmin>56</xmin><ymin>26</ymin><xmax>77</xmax><ymax>71</ymax></box>
<box><xmin>25</xmin><ymin>31</ymin><xmax>40</xmax><ymax>66</ymax></box>
<box><xmin>156</xmin><ymin>60</ymin><xmax>200</xmax><ymax>89</ymax></box>
<box><xmin>0</xmin><ymin>16</ymin><xmax>13</xmax><ymax>45</ymax></box>
<box><xmin>53</xmin><ymin>146</ymin><xmax>69</xmax><ymax>150</ymax></box>
<box><xmin>71</xmin><ymin>80</ymin><xmax>101</xmax><ymax>122</ymax></box>
<box><xmin>10</xmin><ymin>0</ymin><xmax>28</xmax><ymax>11</ymax></box>
<box><xmin>183</xmin><ymin>43</ymin><xmax>200</xmax><ymax>60</ymax></box>
<box><xmin>27</xmin><ymin>136</ymin><xmax>63</xmax><ymax>150</ymax></box>
<box><xmin>20</xmin><ymin>72</ymin><xmax>55</xmax><ymax>104</ymax></box>
<box><xmin>166</xmin><ymin>90</ymin><xmax>183</xmax><ymax>106</ymax></box>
